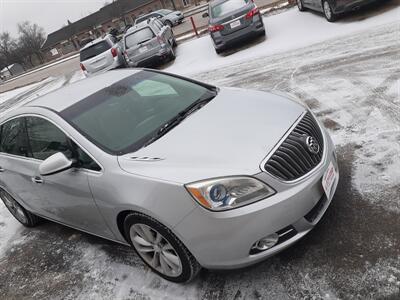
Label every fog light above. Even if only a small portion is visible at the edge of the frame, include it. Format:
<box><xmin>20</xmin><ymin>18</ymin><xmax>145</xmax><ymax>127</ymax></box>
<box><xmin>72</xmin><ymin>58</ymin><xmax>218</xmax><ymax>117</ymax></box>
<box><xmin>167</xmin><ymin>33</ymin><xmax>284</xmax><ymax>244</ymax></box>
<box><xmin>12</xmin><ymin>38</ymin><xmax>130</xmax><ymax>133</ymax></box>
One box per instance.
<box><xmin>254</xmin><ymin>233</ymin><xmax>279</xmax><ymax>251</ymax></box>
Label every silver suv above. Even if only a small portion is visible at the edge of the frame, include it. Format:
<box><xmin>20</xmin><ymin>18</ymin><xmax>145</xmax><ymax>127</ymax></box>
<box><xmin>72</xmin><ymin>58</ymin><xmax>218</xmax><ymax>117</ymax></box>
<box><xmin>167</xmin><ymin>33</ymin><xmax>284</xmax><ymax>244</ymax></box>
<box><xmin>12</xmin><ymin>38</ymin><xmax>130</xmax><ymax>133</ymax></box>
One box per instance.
<box><xmin>79</xmin><ymin>35</ymin><xmax>125</xmax><ymax>76</ymax></box>
<box><xmin>123</xmin><ymin>18</ymin><xmax>177</xmax><ymax>68</ymax></box>
<box><xmin>134</xmin><ymin>9</ymin><xmax>184</xmax><ymax>27</ymax></box>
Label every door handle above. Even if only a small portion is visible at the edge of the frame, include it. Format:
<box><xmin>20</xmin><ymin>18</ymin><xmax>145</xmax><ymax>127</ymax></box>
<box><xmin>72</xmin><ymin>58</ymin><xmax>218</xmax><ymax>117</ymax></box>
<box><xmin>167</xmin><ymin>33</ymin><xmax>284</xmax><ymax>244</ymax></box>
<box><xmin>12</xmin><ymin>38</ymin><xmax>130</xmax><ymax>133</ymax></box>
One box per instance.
<box><xmin>0</xmin><ymin>167</ymin><xmax>4</xmax><ymax>173</ymax></box>
<box><xmin>31</xmin><ymin>176</ymin><xmax>44</xmax><ymax>184</ymax></box>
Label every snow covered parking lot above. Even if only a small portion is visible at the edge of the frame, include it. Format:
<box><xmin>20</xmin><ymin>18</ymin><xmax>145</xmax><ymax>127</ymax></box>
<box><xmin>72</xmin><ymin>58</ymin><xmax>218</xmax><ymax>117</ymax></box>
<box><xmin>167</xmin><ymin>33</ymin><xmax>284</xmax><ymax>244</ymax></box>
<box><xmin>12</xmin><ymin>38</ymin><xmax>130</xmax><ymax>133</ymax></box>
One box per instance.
<box><xmin>0</xmin><ymin>2</ymin><xmax>399</xmax><ymax>299</ymax></box>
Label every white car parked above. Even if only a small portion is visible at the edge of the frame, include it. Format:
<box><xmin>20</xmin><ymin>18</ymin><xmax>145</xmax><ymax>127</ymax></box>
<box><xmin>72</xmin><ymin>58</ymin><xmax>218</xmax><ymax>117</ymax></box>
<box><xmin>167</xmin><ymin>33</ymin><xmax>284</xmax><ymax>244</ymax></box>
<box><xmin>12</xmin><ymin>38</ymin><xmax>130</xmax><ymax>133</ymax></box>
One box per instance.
<box><xmin>79</xmin><ymin>34</ymin><xmax>125</xmax><ymax>76</ymax></box>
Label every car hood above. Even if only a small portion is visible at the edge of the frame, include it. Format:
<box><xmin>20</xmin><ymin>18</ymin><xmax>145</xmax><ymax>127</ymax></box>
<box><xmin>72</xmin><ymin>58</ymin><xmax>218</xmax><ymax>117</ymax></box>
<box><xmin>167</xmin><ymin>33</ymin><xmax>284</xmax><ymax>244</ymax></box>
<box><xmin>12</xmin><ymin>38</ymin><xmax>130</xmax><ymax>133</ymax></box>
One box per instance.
<box><xmin>118</xmin><ymin>87</ymin><xmax>305</xmax><ymax>184</ymax></box>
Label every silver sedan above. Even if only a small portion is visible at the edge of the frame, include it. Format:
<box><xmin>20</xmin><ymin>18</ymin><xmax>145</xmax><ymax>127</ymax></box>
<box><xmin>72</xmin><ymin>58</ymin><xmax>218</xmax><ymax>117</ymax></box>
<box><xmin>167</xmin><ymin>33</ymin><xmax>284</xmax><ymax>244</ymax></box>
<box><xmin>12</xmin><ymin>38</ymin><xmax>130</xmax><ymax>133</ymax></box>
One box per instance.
<box><xmin>0</xmin><ymin>69</ymin><xmax>339</xmax><ymax>282</ymax></box>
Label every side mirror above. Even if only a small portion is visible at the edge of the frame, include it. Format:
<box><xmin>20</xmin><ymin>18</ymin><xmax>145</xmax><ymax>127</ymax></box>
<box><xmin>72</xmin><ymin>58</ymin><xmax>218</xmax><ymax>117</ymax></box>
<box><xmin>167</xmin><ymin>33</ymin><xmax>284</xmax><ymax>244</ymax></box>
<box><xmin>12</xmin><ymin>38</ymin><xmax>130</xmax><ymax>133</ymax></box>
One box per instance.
<box><xmin>39</xmin><ymin>152</ymin><xmax>74</xmax><ymax>176</ymax></box>
<box><xmin>202</xmin><ymin>12</ymin><xmax>209</xmax><ymax>18</ymax></box>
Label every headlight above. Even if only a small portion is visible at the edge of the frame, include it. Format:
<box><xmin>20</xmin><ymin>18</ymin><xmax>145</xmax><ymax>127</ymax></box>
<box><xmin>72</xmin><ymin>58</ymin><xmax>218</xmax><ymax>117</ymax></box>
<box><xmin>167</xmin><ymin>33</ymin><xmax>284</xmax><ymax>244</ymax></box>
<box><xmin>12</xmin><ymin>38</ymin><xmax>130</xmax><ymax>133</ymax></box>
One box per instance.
<box><xmin>185</xmin><ymin>176</ymin><xmax>275</xmax><ymax>211</ymax></box>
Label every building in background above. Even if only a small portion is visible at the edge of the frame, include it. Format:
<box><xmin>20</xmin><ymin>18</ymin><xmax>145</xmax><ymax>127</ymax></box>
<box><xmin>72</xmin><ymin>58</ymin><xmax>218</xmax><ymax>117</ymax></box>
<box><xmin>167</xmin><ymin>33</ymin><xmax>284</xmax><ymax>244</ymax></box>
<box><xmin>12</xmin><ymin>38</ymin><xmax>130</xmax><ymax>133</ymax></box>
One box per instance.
<box><xmin>41</xmin><ymin>0</ymin><xmax>197</xmax><ymax>61</ymax></box>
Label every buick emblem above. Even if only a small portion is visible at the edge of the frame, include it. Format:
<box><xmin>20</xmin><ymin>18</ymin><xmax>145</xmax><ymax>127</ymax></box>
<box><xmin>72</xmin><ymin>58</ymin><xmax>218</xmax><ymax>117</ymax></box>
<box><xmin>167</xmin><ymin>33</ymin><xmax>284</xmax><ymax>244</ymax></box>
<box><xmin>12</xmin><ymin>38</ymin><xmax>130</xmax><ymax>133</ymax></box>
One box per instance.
<box><xmin>306</xmin><ymin>136</ymin><xmax>320</xmax><ymax>154</ymax></box>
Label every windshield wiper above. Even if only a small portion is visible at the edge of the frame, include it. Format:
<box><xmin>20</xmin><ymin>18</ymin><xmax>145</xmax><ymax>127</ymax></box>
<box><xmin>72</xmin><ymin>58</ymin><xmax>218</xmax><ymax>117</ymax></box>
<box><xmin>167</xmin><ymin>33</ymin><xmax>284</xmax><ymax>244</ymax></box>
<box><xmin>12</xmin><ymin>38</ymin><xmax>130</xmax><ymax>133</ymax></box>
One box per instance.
<box><xmin>143</xmin><ymin>91</ymin><xmax>217</xmax><ymax>147</ymax></box>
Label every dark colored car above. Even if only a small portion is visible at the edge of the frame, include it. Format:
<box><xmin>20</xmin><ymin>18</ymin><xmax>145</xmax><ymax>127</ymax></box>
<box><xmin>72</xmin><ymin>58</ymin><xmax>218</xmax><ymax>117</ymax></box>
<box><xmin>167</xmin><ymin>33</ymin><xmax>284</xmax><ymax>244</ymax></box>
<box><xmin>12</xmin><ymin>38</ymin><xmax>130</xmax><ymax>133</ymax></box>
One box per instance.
<box><xmin>296</xmin><ymin>0</ymin><xmax>378</xmax><ymax>22</ymax></box>
<box><xmin>203</xmin><ymin>0</ymin><xmax>265</xmax><ymax>54</ymax></box>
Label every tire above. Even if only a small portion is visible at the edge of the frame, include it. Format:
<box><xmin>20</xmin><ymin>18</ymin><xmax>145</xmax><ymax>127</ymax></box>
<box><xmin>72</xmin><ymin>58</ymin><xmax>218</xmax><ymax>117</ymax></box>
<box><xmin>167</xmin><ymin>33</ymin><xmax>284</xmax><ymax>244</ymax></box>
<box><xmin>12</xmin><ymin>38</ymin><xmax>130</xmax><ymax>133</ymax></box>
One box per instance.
<box><xmin>168</xmin><ymin>47</ymin><xmax>176</xmax><ymax>62</ymax></box>
<box><xmin>323</xmin><ymin>0</ymin><xmax>337</xmax><ymax>22</ymax></box>
<box><xmin>297</xmin><ymin>0</ymin><xmax>306</xmax><ymax>11</ymax></box>
<box><xmin>124</xmin><ymin>212</ymin><xmax>201</xmax><ymax>283</ymax></box>
<box><xmin>215</xmin><ymin>47</ymin><xmax>224</xmax><ymax>54</ymax></box>
<box><xmin>164</xmin><ymin>20</ymin><xmax>173</xmax><ymax>27</ymax></box>
<box><xmin>172</xmin><ymin>37</ymin><xmax>177</xmax><ymax>48</ymax></box>
<box><xmin>0</xmin><ymin>189</ymin><xmax>40</xmax><ymax>227</ymax></box>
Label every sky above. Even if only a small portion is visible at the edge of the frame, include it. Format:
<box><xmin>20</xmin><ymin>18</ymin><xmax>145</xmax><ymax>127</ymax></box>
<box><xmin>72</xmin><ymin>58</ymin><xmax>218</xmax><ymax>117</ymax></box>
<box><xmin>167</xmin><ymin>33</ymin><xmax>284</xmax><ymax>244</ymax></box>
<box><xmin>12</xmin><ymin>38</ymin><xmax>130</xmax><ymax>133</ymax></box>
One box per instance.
<box><xmin>0</xmin><ymin>0</ymin><xmax>106</xmax><ymax>37</ymax></box>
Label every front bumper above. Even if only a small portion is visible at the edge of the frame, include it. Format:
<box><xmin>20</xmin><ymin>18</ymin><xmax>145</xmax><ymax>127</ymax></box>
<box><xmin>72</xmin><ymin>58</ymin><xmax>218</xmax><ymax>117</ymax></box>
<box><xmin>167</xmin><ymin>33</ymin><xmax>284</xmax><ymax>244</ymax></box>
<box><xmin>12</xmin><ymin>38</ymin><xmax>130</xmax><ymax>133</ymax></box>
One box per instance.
<box><xmin>211</xmin><ymin>15</ymin><xmax>265</xmax><ymax>50</ymax></box>
<box><xmin>174</xmin><ymin>129</ymin><xmax>339</xmax><ymax>269</ymax></box>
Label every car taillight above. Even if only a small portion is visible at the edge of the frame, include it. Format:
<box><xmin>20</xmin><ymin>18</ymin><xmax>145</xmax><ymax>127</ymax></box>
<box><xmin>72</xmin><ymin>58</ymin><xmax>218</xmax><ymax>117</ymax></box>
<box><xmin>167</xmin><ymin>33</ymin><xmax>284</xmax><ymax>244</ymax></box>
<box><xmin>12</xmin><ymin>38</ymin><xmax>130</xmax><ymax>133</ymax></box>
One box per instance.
<box><xmin>111</xmin><ymin>48</ymin><xmax>118</xmax><ymax>57</ymax></box>
<box><xmin>209</xmin><ymin>24</ymin><xmax>224</xmax><ymax>32</ymax></box>
<box><xmin>245</xmin><ymin>7</ymin><xmax>259</xmax><ymax>19</ymax></box>
<box><xmin>80</xmin><ymin>63</ymin><xmax>86</xmax><ymax>71</ymax></box>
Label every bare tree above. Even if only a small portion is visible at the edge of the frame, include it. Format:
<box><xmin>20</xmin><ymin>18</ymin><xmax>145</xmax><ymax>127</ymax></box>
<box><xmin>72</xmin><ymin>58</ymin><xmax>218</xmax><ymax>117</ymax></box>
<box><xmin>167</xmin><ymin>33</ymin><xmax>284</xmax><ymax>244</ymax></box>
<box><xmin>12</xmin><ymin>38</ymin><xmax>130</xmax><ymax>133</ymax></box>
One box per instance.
<box><xmin>17</xmin><ymin>21</ymin><xmax>46</xmax><ymax>64</ymax></box>
<box><xmin>0</xmin><ymin>32</ymin><xmax>17</xmax><ymax>74</ymax></box>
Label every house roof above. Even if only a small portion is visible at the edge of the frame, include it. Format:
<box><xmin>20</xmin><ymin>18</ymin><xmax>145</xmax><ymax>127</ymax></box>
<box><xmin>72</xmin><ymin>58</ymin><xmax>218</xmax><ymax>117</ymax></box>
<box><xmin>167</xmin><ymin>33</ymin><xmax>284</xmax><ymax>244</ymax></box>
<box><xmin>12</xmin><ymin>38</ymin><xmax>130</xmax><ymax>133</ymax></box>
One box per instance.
<box><xmin>41</xmin><ymin>0</ymin><xmax>157</xmax><ymax>50</ymax></box>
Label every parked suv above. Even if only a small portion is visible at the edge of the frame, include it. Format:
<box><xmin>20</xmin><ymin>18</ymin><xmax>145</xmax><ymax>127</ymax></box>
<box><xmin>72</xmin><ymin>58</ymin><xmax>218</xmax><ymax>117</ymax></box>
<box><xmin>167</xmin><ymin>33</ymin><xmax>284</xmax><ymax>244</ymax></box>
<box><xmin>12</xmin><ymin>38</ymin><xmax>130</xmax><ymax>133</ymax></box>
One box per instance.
<box><xmin>123</xmin><ymin>18</ymin><xmax>177</xmax><ymax>68</ymax></box>
<box><xmin>203</xmin><ymin>0</ymin><xmax>265</xmax><ymax>54</ymax></box>
<box><xmin>134</xmin><ymin>9</ymin><xmax>184</xmax><ymax>27</ymax></box>
<box><xmin>79</xmin><ymin>35</ymin><xmax>125</xmax><ymax>76</ymax></box>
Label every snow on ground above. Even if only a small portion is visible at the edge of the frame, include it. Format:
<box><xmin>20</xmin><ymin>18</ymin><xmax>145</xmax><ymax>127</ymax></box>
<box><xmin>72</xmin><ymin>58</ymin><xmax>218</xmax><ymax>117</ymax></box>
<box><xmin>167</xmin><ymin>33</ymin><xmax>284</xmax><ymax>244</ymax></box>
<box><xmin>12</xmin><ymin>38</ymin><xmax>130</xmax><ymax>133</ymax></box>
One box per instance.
<box><xmin>0</xmin><ymin>79</ymin><xmax>52</xmax><ymax>105</ymax></box>
<box><xmin>0</xmin><ymin>2</ymin><xmax>399</xmax><ymax>299</ymax></box>
<box><xmin>0</xmin><ymin>203</ymin><xmax>23</xmax><ymax>256</ymax></box>
<box><xmin>0</xmin><ymin>70</ymin><xmax>84</xmax><ymax>117</ymax></box>
<box><xmin>166</xmin><ymin>5</ymin><xmax>400</xmax><ymax>76</ymax></box>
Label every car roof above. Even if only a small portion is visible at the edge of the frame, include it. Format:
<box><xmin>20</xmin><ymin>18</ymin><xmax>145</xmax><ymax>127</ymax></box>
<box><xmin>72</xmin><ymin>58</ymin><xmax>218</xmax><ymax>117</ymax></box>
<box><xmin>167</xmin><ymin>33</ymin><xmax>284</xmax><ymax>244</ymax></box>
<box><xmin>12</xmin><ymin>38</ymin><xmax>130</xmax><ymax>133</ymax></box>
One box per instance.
<box><xmin>209</xmin><ymin>0</ymin><xmax>232</xmax><ymax>7</ymax></box>
<box><xmin>80</xmin><ymin>35</ymin><xmax>111</xmax><ymax>51</ymax></box>
<box><xmin>26</xmin><ymin>69</ymin><xmax>141</xmax><ymax>113</ymax></box>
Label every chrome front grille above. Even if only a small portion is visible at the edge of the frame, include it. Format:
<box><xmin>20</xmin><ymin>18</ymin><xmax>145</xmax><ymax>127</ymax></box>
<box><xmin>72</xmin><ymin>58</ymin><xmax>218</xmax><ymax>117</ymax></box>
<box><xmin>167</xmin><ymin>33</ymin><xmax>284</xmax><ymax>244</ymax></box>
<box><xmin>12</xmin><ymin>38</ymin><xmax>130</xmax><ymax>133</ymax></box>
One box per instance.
<box><xmin>264</xmin><ymin>112</ymin><xmax>324</xmax><ymax>181</ymax></box>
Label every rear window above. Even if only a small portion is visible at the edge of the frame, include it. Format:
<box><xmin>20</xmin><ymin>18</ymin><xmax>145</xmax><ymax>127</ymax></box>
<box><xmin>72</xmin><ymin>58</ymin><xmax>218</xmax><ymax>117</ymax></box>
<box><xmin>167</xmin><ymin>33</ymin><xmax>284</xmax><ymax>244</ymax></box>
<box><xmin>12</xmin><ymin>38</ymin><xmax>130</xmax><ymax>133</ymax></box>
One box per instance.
<box><xmin>125</xmin><ymin>28</ymin><xmax>155</xmax><ymax>48</ymax></box>
<box><xmin>80</xmin><ymin>41</ymin><xmax>111</xmax><ymax>61</ymax></box>
<box><xmin>136</xmin><ymin>15</ymin><xmax>150</xmax><ymax>24</ymax></box>
<box><xmin>211</xmin><ymin>0</ymin><xmax>250</xmax><ymax>18</ymax></box>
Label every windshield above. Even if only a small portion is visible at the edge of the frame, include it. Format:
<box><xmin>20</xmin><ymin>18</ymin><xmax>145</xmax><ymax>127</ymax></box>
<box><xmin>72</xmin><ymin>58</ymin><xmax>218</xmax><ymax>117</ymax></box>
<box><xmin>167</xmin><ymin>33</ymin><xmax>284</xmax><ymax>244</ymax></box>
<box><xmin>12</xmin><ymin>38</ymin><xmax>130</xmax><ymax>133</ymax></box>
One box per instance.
<box><xmin>60</xmin><ymin>71</ymin><xmax>215</xmax><ymax>155</ymax></box>
<box><xmin>125</xmin><ymin>28</ymin><xmax>155</xmax><ymax>48</ymax></box>
<box><xmin>80</xmin><ymin>41</ymin><xmax>111</xmax><ymax>61</ymax></box>
<box><xmin>211</xmin><ymin>0</ymin><xmax>250</xmax><ymax>18</ymax></box>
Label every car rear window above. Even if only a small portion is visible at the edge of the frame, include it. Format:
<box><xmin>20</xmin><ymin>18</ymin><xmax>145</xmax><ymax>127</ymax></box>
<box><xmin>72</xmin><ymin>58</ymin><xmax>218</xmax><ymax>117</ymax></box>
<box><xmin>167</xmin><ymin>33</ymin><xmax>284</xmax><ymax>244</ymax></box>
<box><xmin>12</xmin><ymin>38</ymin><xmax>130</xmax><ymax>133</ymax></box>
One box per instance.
<box><xmin>80</xmin><ymin>41</ymin><xmax>111</xmax><ymax>61</ymax></box>
<box><xmin>136</xmin><ymin>15</ymin><xmax>149</xmax><ymax>24</ymax></box>
<box><xmin>211</xmin><ymin>0</ymin><xmax>250</xmax><ymax>18</ymax></box>
<box><xmin>125</xmin><ymin>28</ymin><xmax>155</xmax><ymax>48</ymax></box>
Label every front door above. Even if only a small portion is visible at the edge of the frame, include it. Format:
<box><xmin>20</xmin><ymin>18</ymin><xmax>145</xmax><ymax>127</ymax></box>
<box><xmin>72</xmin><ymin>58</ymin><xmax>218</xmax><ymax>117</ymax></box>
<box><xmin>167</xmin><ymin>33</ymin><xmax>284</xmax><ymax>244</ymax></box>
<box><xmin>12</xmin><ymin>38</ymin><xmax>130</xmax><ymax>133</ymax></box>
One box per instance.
<box><xmin>24</xmin><ymin>116</ymin><xmax>113</xmax><ymax>238</ymax></box>
<box><xmin>0</xmin><ymin>117</ymin><xmax>42</xmax><ymax>212</ymax></box>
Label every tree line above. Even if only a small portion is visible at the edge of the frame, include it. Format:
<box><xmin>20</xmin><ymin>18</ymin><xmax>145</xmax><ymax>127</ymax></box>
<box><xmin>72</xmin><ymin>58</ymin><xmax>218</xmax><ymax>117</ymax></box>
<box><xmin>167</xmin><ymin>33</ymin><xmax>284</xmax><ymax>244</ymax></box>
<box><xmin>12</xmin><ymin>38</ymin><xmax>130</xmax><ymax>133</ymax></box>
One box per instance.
<box><xmin>0</xmin><ymin>22</ymin><xmax>46</xmax><ymax>75</ymax></box>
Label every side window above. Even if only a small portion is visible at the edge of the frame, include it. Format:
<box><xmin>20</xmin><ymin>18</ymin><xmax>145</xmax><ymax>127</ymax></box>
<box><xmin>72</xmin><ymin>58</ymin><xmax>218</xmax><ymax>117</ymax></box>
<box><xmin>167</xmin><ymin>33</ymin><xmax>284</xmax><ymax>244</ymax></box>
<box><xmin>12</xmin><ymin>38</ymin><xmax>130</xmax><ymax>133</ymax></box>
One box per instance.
<box><xmin>0</xmin><ymin>118</ymin><xmax>31</xmax><ymax>157</ymax></box>
<box><xmin>25</xmin><ymin>117</ymin><xmax>101</xmax><ymax>171</ymax></box>
<box><xmin>152</xmin><ymin>22</ymin><xmax>160</xmax><ymax>32</ymax></box>
<box><xmin>75</xmin><ymin>146</ymin><xmax>102</xmax><ymax>172</ymax></box>
<box><xmin>26</xmin><ymin>116</ymin><xmax>73</xmax><ymax>161</ymax></box>
<box><xmin>155</xmin><ymin>20</ymin><xmax>163</xmax><ymax>31</ymax></box>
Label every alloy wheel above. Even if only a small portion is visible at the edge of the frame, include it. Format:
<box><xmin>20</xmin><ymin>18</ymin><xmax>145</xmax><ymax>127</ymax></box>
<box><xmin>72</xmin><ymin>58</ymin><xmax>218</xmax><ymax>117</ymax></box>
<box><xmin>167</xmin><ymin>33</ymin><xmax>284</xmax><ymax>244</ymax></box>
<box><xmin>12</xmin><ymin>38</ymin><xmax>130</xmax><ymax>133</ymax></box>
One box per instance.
<box><xmin>324</xmin><ymin>1</ymin><xmax>332</xmax><ymax>20</ymax></box>
<box><xmin>0</xmin><ymin>191</ymin><xmax>28</xmax><ymax>224</ymax></box>
<box><xmin>130</xmin><ymin>223</ymin><xmax>183</xmax><ymax>277</ymax></box>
